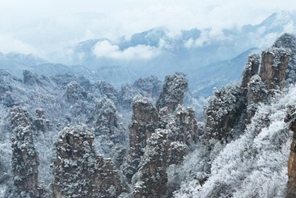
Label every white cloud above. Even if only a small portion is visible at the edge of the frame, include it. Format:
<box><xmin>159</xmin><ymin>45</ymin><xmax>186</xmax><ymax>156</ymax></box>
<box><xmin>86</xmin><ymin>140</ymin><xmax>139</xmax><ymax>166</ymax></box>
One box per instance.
<box><xmin>0</xmin><ymin>35</ymin><xmax>38</xmax><ymax>55</ymax></box>
<box><xmin>0</xmin><ymin>0</ymin><xmax>296</xmax><ymax>58</ymax></box>
<box><xmin>92</xmin><ymin>40</ymin><xmax>161</xmax><ymax>60</ymax></box>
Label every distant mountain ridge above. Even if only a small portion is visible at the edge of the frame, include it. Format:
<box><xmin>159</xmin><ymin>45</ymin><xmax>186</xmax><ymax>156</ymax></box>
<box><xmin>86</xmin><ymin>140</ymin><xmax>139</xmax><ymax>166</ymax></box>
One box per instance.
<box><xmin>1</xmin><ymin>11</ymin><xmax>296</xmax><ymax>97</ymax></box>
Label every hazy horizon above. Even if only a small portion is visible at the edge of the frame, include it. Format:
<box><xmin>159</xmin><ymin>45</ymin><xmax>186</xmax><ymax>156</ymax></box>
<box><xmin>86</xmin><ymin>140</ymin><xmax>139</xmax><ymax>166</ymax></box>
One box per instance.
<box><xmin>0</xmin><ymin>1</ymin><xmax>296</xmax><ymax>60</ymax></box>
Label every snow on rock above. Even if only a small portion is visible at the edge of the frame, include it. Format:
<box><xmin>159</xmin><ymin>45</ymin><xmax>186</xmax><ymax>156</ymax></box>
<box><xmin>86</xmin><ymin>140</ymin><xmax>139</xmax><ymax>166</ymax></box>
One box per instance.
<box><xmin>260</xmin><ymin>47</ymin><xmax>290</xmax><ymax>91</ymax></box>
<box><xmin>174</xmin><ymin>84</ymin><xmax>296</xmax><ymax>198</ymax></box>
<box><xmin>52</xmin><ymin>125</ymin><xmax>122</xmax><ymax>198</ymax></box>
<box><xmin>156</xmin><ymin>73</ymin><xmax>188</xmax><ymax>113</ymax></box>
<box><xmin>205</xmin><ymin>82</ymin><xmax>246</xmax><ymax>142</ymax></box>
<box><xmin>133</xmin><ymin>129</ymin><xmax>169</xmax><ymax>198</ymax></box>
<box><xmin>125</xmin><ymin>96</ymin><xmax>160</xmax><ymax>181</ymax></box>
<box><xmin>241</xmin><ymin>54</ymin><xmax>260</xmax><ymax>89</ymax></box>
<box><xmin>9</xmin><ymin>106</ymin><xmax>45</xmax><ymax>197</ymax></box>
<box><xmin>272</xmin><ymin>33</ymin><xmax>296</xmax><ymax>85</ymax></box>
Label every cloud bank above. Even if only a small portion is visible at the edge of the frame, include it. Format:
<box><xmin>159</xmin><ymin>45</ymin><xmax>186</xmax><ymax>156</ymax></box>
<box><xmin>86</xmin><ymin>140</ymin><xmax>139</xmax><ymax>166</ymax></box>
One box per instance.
<box><xmin>92</xmin><ymin>40</ymin><xmax>161</xmax><ymax>60</ymax></box>
<box><xmin>0</xmin><ymin>0</ymin><xmax>296</xmax><ymax>58</ymax></box>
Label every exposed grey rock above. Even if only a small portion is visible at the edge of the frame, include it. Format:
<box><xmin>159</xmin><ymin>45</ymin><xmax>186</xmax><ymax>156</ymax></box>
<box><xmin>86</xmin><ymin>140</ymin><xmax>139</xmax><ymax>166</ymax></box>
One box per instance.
<box><xmin>241</xmin><ymin>54</ymin><xmax>260</xmax><ymax>89</ymax></box>
<box><xmin>120</xmin><ymin>84</ymin><xmax>142</xmax><ymax>109</ymax></box>
<box><xmin>126</xmin><ymin>96</ymin><xmax>160</xmax><ymax>181</ymax></box>
<box><xmin>133</xmin><ymin>129</ymin><xmax>169</xmax><ymax>198</ymax></box>
<box><xmin>246</xmin><ymin>75</ymin><xmax>268</xmax><ymax>122</ymax></box>
<box><xmin>156</xmin><ymin>73</ymin><xmax>188</xmax><ymax>113</ymax></box>
<box><xmin>96</xmin><ymin>81</ymin><xmax>119</xmax><ymax>104</ymax></box>
<box><xmin>205</xmin><ymin>83</ymin><xmax>246</xmax><ymax>142</ymax></box>
<box><xmin>32</xmin><ymin>108</ymin><xmax>51</xmax><ymax>132</ymax></box>
<box><xmin>272</xmin><ymin>33</ymin><xmax>296</xmax><ymax>84</ymax></box>
<box><xmin>10</xmin><ymin>106</ymin><xmax>44</xmax><ymax>197</ymax></box>
<box><xmin>65</xmin><ymin>81</ymin><xmax>87</xmax><ymax>103</ymax></box>
<box><xmin>92</xmin><ymin>98</ymin><xmax>128</xmax><ymax>167</ymax></box>
<box><xmin>133</xmin><ymin>75</ymin><xmax>162</xmax><ymax>99</ymax></box>
<box><xmin>260</xmin><ymin>47</ymin><xmax>290</xmax><ymax>91</ymax></box>
<box><xmin>52</xmin><ymin>125</ymin><xmax>122</xmax><ymax>198</ymax></box>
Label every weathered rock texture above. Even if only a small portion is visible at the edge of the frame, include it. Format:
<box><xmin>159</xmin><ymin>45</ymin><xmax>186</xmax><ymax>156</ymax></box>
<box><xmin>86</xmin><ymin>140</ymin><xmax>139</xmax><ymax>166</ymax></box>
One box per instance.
<box><xmin>10</xmin><ymin>106</ymin><xmax>44</xmax><ymax>197</ymax></box>
<box><xmin>126</xmin><ymin>97</ymin><xmax>160</xmax><ymax>180</ymax></box>
<box><xmin>159</xmin><ymin>105</ymin><xmax>198</xmax><ymax>165</ymax></box>
<box><xmin>272</xmin><ymin>33</ymin><xmax>296</xmax><ymax>84</ymax></box>
<box><xmin>205</xmin><ymin>83</ymin><xmax>246</xmax><ymax>142</ymax></box>
<box><xmin>92</xmin><ymin>98</ymin><xmax>127</xmax><ymax>167</ymax></box>
<box><xmin>205</xmin><ymin>45</ymin><xmax>291</xmax><ymax>143</ymax></box>
<box><xmin>260</xmin><ymin>48</ymin><xmax>290</xmax><ymax>91</ymax></box>
<box><xmin>241</xmin><ymin>54</ymin><xmax>260</xmax><ymax>89</ymax></box>
<box><xmin>96</xmin><ymin>81</ymin><xmax>119</xmax><ymax>104</ymax></box>
<box><xmin>52</xmin><ymin>126</ymin><xmax>122</xmax><ymax>198</ymax></box>
<box><xmin>133</xmin><ymin>129</ymin><xmax>169</xmax><ymax>198</ymax></box>
<box><xmin>120</xmin><ymin>84</ymin><xmax>142</xmax><ymax>109</ymax></box>
<box><xmin>93</xmin><ymin>98</ymin><xmax>125</xmax><ymax>142</ymax></box>
<box><xmin>65</xmin><ymin>81</ymin><xmax>87</xmax><ymax>103</ymax></box>
<box><xmin>156</xmin><ymin>73</ymin><xmax>188</xmax><ymax>113</ymax></box>
<box><xmin>285</xmin><ymin>105</ymin><xmax>296</xmax><ymax>198</ymax></box>
<box><xmin>246</xmin><ymin>75</ymin><xmax>268</xmax><ymax>122</ymax></box>
<box><xmin>33</xmin><ymin>108</ymin><xmax>51</xmax><ymax>132</ymax></box>
<box><xmin>133</xmin><ymin>75</ymin><xmax>162</xmax><ymax>99</ymax></box>
<box><xmin>168</xmin><ymin>106</ymin><xmax>198</xmax><ymax>164</ymax></box>
<box><xmin>126</xmin><ymin>74</ymin><xmax>199</xmax><ymax>197</ymax></box>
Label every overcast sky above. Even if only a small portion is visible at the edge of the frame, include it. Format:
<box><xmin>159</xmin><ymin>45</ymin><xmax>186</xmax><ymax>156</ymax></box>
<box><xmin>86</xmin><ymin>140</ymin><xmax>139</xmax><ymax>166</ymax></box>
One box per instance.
<box><xmin>0</xmin><ymin>0</ymin><xmax>295</xmax><ymax>57</ymax></box>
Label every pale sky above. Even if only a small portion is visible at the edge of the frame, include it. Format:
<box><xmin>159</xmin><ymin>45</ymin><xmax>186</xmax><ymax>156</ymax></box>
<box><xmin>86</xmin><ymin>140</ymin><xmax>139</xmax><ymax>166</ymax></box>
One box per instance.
<box><xmin>0</xmin><ymin>0</ymin><xmax>295</xmax><ymax>58</ymax></box>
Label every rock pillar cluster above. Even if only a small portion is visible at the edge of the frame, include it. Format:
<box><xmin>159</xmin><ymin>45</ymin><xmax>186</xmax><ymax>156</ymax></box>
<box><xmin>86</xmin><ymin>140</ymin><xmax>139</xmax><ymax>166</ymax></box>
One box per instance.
<box><xmin>260</xmin><ymin>48</ymin><xmax>290</xmax><ymax>91</ymax></box>
<box><xmin>125</xmin><ymin>73</ymin><xmax>199</xmax><ymax>197</ymax></box>
<box><xmin>10</xmin><ymin>106</ymin><xmax>44</xmax><ymax>197</ymax></box>
<box><xmin>52</xmin><ymin>125</ymin><xmax>122</xmax><ymax>198</ymax></box>
<box><xmin>126</xmin><ymin>97</ymin><xmax>160</xmax><ymax>181</ymax></box>
<box><xmin>156</xmin><ymin>73</ymin><xmax>188</xmax><ymax>113</ymax></box>
<box><xmin>133</xmin><ymin>129</ymin><xmax>169</xmax><ymax>198</ymax></box>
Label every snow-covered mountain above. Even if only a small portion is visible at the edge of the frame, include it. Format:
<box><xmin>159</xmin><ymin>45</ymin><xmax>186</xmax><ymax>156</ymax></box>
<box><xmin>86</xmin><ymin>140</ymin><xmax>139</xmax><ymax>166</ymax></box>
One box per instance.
<box><xmin>0</xmin><ymin>11</ymin><xmax>295</xmax><ymax>98</ymax></box>
<box><xmin>1</xmin><ymin>32</ymin><xmax>296</xmax><ymax>198</ymax></box>
<box><xmin>46</xmin><ymin>11</ymin><xmax>296</xmax><ymax>97</ymax></box>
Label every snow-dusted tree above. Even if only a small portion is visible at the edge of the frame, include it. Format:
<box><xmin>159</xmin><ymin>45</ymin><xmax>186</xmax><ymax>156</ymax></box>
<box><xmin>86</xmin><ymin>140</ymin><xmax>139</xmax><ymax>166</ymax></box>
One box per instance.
<box><xmin>9</xmin><ymin>106</ymin><xmax>44</xmax><ymax>197</ymax></box>
<box><xmin>272</xmin><ymin>33</ymin><xmax>296</xmax><ymax>84</ymax></box>
<box><xmin>205</xmin><ymin>82</ymin><xmax>246</xmax><ymax>142</ymax></box>
<box><xmin>260</xmin><ymin>47</ymin><xmax>290</xmax><ymax>91</ymax></box>
<box><xmin>125</xmin><ymin>96</ymin><xmax>160</xmax><ymax>181</ymax></box>
<box><xmin>156</xmin><ymin>73</ymin><xmax>188</xmax><ymax>113</ymax></box>
<box><xmin>52</xmin><ymin>125</ymin><xmax>122</xmax><ymax>198</ymax></box>
<box><xmin>133</xmin><ymin>129</ymin><xmax>169</xmax><ymax>198</ymax></box>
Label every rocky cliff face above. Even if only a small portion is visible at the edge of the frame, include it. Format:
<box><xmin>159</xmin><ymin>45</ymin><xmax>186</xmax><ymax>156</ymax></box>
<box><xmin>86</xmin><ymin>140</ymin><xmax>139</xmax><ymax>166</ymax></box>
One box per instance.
<box><xmin>96</xmin><ymin>81</ymin><xmax>119</xmax><ymax>104</ymax></box>
<box><xmin>273</xmin><ymin>33</ymin><xmax>296</xmax><ymax>84</ymax></box>
<box><xmin>205</xmin><ymin>83</ymin><xmax>246</xmax><ymax>142</ymax></box>
<box><xmin>260</xmin><ymin>48</ymin><xmax>290</xmax><ymax>91</ymax></box>
<box><xmin>246</xmin><ymin>74</ymin><xmax>268</xmax><ymax>122</ymax></box>
<box><xmin>241</xmin><ymin>54</ymin><xmax>260</xmax><ymax>89</ymax></box>
<box><xmin>156</xmin><ymin>73</ymin><xmax>188</xmax><ymax>113</ymax></box>
<box><xmin>125</xmin><ymin>73</ymin><xmax>199</xmax><ymax>197</ymax></box>
<box><xmin>92</xmin><ymin>98</ymin><xmax>128</xmax><ymax>167</ymax></box>
<box><xmin>126</xmin><ymin>97</ymin><xmax>160</xmax><ymax>181</ymax></box>
<box><xmin>32</xmin><ymin>108</ymin><xmax>51</xmax><ymax>132</ymax></box>
<box><xmin>65</xmin><ymin>81</ymin><xmax>88</xmax><ymax>103</ymax></box>
<box><xmin>10</xmin><ymin>106</ymin><xmax>44</xmax><ymax>197</ymax></box>
<box><xmin>133</xmin><ymin>129</ymin><xmax>169</xmax><ymax>198</ymax></box>
<box><xmin>52</xmin><ymin>125</ymin><xmax>122</xmax><ymax>198</ymax></box>
<box><xmin>205</xmin><ymin>44</ymin><xmax>291</xmax><ymax>143</ymax></box>
<box><xmin>133</xmin><ymin>75</ymin><xmax>162</xmax><ymax>99</ymax></box>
